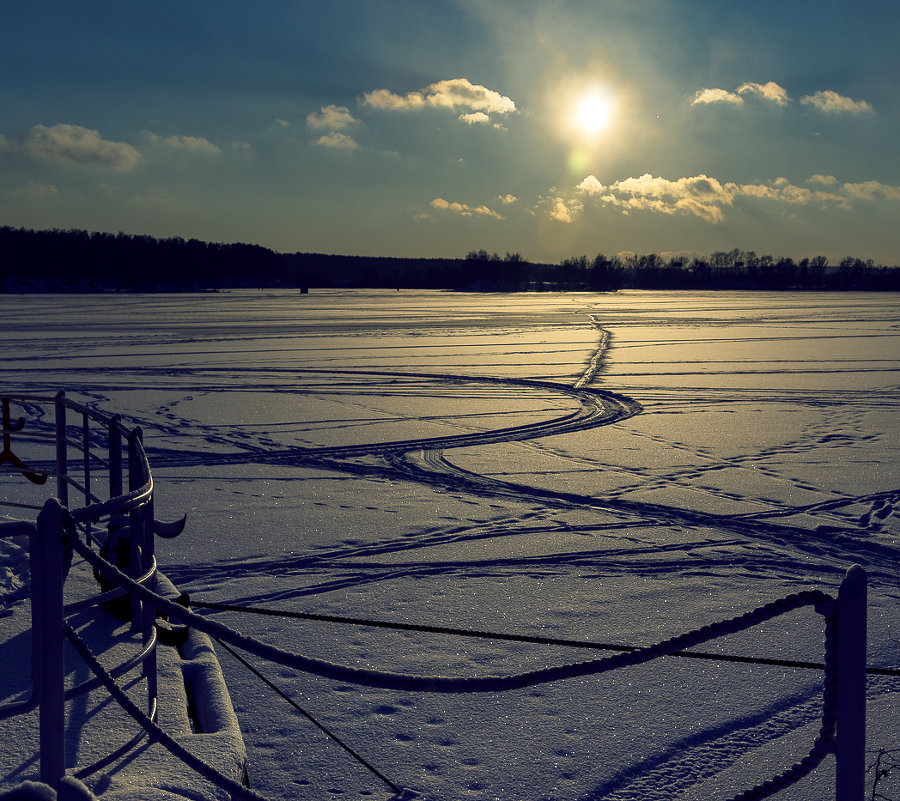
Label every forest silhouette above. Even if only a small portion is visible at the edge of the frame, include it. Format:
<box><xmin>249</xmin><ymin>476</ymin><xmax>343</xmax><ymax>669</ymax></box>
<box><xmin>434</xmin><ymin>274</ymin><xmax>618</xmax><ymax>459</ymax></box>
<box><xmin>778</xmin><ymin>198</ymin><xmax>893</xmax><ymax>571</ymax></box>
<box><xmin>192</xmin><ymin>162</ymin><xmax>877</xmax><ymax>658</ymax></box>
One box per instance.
<box><xmin>2</xmin><ymin>226</ymin><xmax>898</xmax><ymax>292</ymax></box>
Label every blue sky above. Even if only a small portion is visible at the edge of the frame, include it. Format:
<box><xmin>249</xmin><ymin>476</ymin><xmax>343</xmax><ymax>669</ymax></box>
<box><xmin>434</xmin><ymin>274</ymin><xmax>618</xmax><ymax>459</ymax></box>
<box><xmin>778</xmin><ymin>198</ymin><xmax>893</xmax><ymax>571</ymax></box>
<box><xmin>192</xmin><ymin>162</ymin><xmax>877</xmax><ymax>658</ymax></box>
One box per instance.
<box><xmin>2</xmin><ymin>1</ymin><xmax>899</xmax><ymax>263</ymax></box>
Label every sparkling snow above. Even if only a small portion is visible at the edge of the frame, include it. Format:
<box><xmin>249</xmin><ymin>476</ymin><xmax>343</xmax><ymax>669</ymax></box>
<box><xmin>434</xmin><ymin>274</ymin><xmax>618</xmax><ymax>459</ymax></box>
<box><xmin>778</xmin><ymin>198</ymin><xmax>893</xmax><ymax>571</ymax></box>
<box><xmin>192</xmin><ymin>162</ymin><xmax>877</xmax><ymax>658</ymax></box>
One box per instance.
<box><xmin>1</xmin><ymin>289</ymin><xmax>898</xmax><ymax>801</ymax></box>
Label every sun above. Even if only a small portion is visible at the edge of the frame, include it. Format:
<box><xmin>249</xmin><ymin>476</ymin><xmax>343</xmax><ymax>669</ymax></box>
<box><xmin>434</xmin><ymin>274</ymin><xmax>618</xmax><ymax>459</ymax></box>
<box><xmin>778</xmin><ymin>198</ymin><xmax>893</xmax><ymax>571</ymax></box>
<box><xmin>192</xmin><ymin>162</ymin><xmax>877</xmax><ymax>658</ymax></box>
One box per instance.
<box><xmin>574</xmin><ymin>89</ymin><xmax>613</xmax><ymax>135</ymax></box>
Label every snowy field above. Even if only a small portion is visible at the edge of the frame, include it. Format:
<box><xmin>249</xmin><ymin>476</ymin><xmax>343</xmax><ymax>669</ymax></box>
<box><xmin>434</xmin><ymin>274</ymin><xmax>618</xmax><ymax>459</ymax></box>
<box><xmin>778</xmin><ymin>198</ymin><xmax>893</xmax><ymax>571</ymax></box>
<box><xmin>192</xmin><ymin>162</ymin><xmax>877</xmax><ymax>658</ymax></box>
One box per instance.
<box><xmin>1</xmin><ymin>288</ymin><xmax>899</xmax><ymax>801</ymax></box>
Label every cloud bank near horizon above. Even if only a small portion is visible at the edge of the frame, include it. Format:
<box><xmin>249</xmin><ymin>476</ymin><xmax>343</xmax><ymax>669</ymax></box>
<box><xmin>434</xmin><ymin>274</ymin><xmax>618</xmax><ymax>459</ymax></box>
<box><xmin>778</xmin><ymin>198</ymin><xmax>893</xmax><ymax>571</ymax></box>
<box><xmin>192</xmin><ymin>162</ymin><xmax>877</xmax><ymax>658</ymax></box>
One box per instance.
<box><xmin>571</xmin><ymin>172</ymin><xmax>898</xmax><ymax>223</ymax></box>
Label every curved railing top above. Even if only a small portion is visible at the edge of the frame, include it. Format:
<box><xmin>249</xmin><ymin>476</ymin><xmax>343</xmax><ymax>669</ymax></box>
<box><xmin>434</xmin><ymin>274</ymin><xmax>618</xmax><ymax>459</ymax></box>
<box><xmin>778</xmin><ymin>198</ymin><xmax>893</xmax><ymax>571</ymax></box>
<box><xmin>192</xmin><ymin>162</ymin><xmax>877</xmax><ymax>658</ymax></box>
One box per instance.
<box><xmin>1</xmin><ymin>390</ymin><xmax>153</xmax><ymax>527</ymax></box>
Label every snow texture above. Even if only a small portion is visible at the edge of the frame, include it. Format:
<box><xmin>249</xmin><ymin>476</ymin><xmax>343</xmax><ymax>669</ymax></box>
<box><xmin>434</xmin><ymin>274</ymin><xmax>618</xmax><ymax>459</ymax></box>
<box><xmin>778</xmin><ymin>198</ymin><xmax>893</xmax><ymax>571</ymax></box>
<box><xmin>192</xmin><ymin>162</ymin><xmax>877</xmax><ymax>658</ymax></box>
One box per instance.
<box><xmin>1</xmin><ymin>289</ymin><xmax>898</xmax><ymax>801</ymax></box>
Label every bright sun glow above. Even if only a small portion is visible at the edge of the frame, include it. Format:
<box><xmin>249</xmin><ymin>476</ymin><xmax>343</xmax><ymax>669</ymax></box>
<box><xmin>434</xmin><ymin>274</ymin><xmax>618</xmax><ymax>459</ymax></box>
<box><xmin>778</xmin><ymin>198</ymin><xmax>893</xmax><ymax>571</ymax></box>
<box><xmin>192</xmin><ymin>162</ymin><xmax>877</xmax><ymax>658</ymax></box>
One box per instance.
<box><xmin>575</xmin><ymin>90</ymin><xmax>613</xmax><ymax>135</ymax></box>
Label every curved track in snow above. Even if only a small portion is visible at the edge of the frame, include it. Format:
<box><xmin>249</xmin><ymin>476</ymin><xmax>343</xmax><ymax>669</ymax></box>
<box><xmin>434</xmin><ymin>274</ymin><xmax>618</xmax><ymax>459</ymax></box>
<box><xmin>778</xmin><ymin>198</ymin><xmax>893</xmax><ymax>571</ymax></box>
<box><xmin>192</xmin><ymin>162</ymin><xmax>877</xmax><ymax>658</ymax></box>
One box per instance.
<box><xmin>297</xmin><ymin>369</ymin><xmax>642</xmax><ymax>459</ymax></box>
<box><xmin>145</xmin><ymin>367</ymin><xmax>642</xmax><ymax>467</ymax></box>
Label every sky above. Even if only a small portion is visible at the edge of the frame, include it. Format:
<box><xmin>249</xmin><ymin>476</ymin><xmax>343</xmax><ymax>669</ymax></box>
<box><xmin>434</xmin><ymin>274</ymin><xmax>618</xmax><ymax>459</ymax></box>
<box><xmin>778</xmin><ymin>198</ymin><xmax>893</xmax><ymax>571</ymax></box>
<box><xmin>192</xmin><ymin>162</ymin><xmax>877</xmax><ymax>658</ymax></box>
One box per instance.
<box><xmin>1</xmin><ymin>0</ymin><xmax>899</xmax><ymax>264</ymax></box>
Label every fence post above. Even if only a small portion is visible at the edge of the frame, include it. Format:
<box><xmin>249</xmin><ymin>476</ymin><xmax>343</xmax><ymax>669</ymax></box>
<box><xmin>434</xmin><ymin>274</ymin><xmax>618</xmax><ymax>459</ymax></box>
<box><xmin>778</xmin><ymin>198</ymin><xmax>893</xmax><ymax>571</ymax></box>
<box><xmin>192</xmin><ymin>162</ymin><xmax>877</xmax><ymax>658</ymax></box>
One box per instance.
<box><xmin>36</xmin><ymin>498</ymin><xmax>67</xmax><ymax>788</ymax></box>
<box><xmin>108</xmin><ymin>415</ymin><xmax>123</xmax><ymax>499</ymax></box>
<box><xmin>127</xmin><ymin>428</ymin><xmax>145</xmax><ymax>631</ymax></box>
<box><xmin>835</xmin><ymin>564</ymin><xmax>866</xmax><ymax>801</ymax></box>
<box><xmin>54</xmin><ymin>392</ymin><xmax>68</xmax><ymax>508</ymax></box>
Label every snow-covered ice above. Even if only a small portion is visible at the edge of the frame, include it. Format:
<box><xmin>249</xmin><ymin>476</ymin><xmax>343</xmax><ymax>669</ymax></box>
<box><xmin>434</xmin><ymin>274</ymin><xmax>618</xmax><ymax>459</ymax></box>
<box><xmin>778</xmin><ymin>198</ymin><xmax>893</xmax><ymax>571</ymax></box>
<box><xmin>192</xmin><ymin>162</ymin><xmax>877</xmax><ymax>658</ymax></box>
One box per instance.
<box><xmin>1</xmin><ymin>289</ymin><xmax>898</xmax><ymax>801</ymax></box>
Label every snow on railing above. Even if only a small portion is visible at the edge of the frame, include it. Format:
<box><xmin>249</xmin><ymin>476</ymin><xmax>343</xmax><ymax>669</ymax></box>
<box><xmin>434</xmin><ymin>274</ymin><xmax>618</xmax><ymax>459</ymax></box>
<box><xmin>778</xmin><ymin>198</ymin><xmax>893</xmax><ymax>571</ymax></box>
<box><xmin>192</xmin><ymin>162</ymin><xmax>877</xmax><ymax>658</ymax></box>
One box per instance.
<box><xmin>0</xmin><ymin>392</ymin><xmax>869</xmax><ymax>801</ymax></box>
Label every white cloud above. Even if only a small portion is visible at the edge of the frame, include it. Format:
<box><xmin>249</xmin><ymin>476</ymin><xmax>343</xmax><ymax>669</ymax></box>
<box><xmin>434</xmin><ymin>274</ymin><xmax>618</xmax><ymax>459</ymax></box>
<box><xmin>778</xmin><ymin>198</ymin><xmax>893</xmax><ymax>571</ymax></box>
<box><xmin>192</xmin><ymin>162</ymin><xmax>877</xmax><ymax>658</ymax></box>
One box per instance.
<box><xmin>573</xmin><ymin>171</ymin><xmax>895</xmax><ymax>221</ymax></box>
<box><xmin>692</xmin><ymin>82</ymin><xmax>874</xmax><ymax>117</ymax></box>
<box><xmin>143</xmin><ymin>131</ymin><xmax>221</xmax><ymax>154</ymax></box>
<box><xmin>474</xmin><ymin>205</ymin><xmax>504</xmax><ymax>219</ymax></box>
<box><xmin>576</xmin><ymin>175</ymin><xmax>605</xmax><ymax>195</ymax></box>
<box><xmin>459</xmin><ymin>112</ymin><xmax>492</xmax><ymax>126</ymax></box>
<box><xmin>548</xmin><ymin>197</ymin><xmax>580</xmax><ymax>223</ymax></box>
<box><xmin>843</xmin><ymin>180</ymin><xmax>900</xmax><ymax>201</ymax></box>
<box><xmin>306</xmin><ymin>104</ymin><xmax>359</xmax><ymax>130</ymax></box>
<box><xmin>673</xmin><ymin>198</ymin><xmax>725</xmax><ymax>223</ymax></box>
<box><xmin>691</xmin><ymin>88</ymin><xmax>743</xmax><ymax>106</ymax></box>
<box><xmin>612</xmin><ymin>173</ymin><xmax>733</xmax><ymax>207</ymax></box>
<box><xmin>430</xmin><ymin>197</ymin><xmax>503</xmax><ymax>219</ymax></box>
<box><xmin>314</xmin><ymin>131</ymin><xmax>358</xmax><ymax>150</ymax></box>
<box><xmin>363</xmin><ymin>78</ymin><xmax>516</xmax><ymax>126</ymax></box>
<box><xmin>737</xmin><ymin>81</ymin><xmax>790</xmax><ymax>105</ymax></box>
<box><xmin>20</xmin><ymin>124</ymin><xmax>140</xmax><ymax>169</ymax></box>
<box><xmin>576</xmin><ymin>173</ymin><xmax>732</xmax><ymax>222</ymax></box>
<box><xmin>800</xmin><ymin>90</ymin><xmax>872</xmax><ymax>113</ymax></box>
<box><xmin>740</xmin><ymin>179</ymin><xmax>853</xmax><ymax>209</ymax></box>
<box><xmin>498</xmin><ymin>193</ymin><xmax>518</xmax><ymax>204</ymax></box>
<box><xmin>533</xmin><ymin>195</ymin><xmax>583</xmax><ymax>224</ymax></box>
<box><xmin>738</xmin><ymin>182</ymin><xmax>812</xmax><ymax>204</ymax></box>
<box><xmin>425</xmin><ymin>78</ymin><xmax>516</xmax><ymax>114</ymax></box>
<box><xmin>430</xmin><ymin>198</ymin><xmax>461</xmax><ymax>211</ymax></box>
<box><xmin>692</xmin><ymin>81</ymin><xmax>789</xmax><ymax>108</ymax></box>
<box><xmin>361</xmin><ymin>88</ymin><xmax>426</xmax><ymax>111</ymax></box>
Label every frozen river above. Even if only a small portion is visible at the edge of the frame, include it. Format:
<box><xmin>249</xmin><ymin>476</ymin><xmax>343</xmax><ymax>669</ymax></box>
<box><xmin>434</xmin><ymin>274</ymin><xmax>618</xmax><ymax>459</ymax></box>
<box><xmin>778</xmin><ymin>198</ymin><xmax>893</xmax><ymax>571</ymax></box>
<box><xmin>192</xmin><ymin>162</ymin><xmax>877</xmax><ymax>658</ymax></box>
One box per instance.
<box><xmin>1</xmin><ymin>289</ymin><xmax>898</xmax><ymax>801</ymax></box>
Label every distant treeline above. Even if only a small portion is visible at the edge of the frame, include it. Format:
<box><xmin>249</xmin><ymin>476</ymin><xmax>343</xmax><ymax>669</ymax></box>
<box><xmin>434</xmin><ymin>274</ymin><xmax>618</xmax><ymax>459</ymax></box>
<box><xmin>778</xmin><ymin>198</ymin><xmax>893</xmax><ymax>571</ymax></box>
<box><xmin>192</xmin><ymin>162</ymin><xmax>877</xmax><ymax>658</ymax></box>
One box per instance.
<box><xmin>520</xmin><ymin>249</ymin><xmax>900</xmax><ymax>291</ymax></box>
<box><xmin>1</xmin><ymin>226</ymin><xmax>899</xmax><ymax>292</ymax></box>
<box><xmin>0</xmin><ymin>226</ymin><xmax>285</xmax><ymax>291</ymax></box>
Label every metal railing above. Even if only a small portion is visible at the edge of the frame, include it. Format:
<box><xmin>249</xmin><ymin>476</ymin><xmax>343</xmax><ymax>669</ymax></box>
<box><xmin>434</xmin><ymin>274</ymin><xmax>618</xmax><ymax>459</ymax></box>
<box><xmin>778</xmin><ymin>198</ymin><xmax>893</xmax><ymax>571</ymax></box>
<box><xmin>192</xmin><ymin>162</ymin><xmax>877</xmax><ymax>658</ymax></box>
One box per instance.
<box><xmin>0</xmin><ymin>391</ymin><xmax>182</xmax><ymax>786</ymax></box>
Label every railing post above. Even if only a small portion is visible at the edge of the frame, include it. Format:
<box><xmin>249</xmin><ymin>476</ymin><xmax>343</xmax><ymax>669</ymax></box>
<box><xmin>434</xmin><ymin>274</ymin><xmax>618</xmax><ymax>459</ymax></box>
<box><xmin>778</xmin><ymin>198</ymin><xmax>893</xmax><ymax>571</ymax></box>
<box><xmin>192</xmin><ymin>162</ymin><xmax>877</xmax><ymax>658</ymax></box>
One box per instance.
<box><xmin>54</xmin><ymin>392</ymin><xmax>68</xmax><ymax>507</ymax></box>
<box><xmin>142</xmin><ymin>491</ymin><xmax>158</xmax><ymax>714</ymax></box>
<box><xmin>108</xmin><ymin>415</ymin><xmax>123</xmax><ymax>499</ymax></box>
<box><xmin>127</xmin><ymin>429</ymin><xmax>145</xmax><ymax>631</ymax></box>
<box><xmin>2</xmin><ymin>397</ymin><xmax>12</xmax><ymax>452</ymax></box>
<box><xmin>81</xmin><ymin>411</ymin><xmax>91</xmax><ymax>506</ymax></box>
<box><xmin>835</xmin><ymin>565</ymin><xmax>866</xmax><ymax>801</ymax></box>
<box><xmin>36</xmin><ymin>498</ymin><xmax>67</xmax><ymax>788</ymax></box>
<box><xmin>126</xmin><ymin>426</ymin><xmax>159</xmax><ymax>714</ymax></box>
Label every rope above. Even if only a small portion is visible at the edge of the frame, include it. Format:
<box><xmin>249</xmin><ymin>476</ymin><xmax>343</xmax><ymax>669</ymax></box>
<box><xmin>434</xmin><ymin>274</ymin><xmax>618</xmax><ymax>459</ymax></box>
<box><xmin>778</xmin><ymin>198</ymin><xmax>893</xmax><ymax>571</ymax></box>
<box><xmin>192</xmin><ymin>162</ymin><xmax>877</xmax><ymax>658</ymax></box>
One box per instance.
<box><xmin>70</xmin><ymin>533</ymin><xmax>862</xmax><ymax>800</ymax></box>
<box><xmin>212</xmin><ymin>635</ymin><xmax>405</xmax><ymax>796</ymax></box>
<box><xmin>184</xmin><ymin>598</ymin><xmax>900</xmax><ymax>677</ymax></box>
<box><xmin>726</xmin><ymin>612</ymin><xmax>839</xmax><ymax>800</ymax></box>
<box><xmin>74</xmin><ymin>536</ymin><xmax>834</xmax><ymax>694</ymax></box>
<box><xmin>63</xmin><ymin>622</ymin><xmax>273</xmax><ymax>801</ymax></box>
